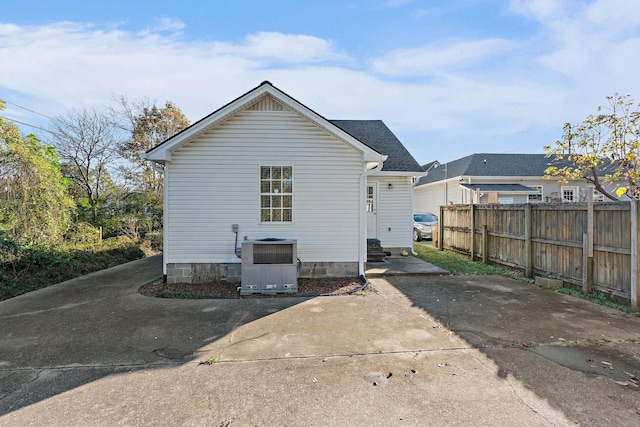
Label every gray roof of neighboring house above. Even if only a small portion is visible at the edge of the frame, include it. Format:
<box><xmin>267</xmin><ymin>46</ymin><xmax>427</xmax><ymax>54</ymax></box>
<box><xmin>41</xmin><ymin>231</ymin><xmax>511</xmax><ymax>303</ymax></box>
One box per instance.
<box><xmin>416</xmin><ymin>153</ymin><xmax>562</xmax><ymax>186</ymax></box>
<box><xmin>461</xmin><ymin>183</ymin><xmax>539</xmax><ymax>193</ymax></box>
<box><xmin>330</xmin><ymin>120</ymin><xmax>424</xmax><ymax>173</ymax></box>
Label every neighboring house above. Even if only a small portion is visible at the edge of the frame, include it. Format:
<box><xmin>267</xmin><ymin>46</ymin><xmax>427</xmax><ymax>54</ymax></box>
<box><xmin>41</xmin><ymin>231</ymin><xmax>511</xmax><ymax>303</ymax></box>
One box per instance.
<box><xmin>413</xmin><ymin>153</ymin><xmax>620</xmax><ymax>215</ymax></box>
<box><xmin>142</xmin><ymin>81</ymin><xmax>424</xmax><ymax>284</ymax></box>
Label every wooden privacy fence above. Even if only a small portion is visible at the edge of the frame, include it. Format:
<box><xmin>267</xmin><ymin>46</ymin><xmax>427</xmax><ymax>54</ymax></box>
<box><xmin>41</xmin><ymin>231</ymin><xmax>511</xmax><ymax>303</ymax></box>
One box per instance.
<box><xmin>438</xmin><ymin>200</ymin><xmax>640</xmax><ymax>307</ymax></box>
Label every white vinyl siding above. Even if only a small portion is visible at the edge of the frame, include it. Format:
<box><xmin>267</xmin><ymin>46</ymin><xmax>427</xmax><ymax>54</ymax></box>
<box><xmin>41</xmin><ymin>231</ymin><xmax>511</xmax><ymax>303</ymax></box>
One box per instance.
<box><xmin>370</xmin><ymin>175</ymin><xmax>415</xmax><ymax>250</ymax></box>
<box><xmin>414</xmin><ymin>183</ymin><xmax>446</xmax><ymax>216</ymax></box>
<box><xmin>165</xmin><ymin>109</ymin><xmax>362</xmax><ymax>265</ymax></box>
<box><xmin>414</xmin><ymin>178</ymin><xmax>624</xmax><ymax>212</ymax></box>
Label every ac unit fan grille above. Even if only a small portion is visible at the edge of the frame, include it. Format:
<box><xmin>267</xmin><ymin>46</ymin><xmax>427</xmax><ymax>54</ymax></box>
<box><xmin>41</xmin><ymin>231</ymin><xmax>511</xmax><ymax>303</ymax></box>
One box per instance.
<box><xmin>253</xmin><ymin>244</ymin><xmax>294</xmax><ymax>264</ymax></box>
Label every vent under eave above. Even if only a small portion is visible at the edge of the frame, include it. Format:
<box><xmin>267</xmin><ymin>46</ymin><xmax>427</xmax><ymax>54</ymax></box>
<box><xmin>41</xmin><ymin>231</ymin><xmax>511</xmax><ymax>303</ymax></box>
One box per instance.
<box><xmin>247</xmin><ymin>94</ymin><xmax>287</xmax><ymax>111</ymax></box>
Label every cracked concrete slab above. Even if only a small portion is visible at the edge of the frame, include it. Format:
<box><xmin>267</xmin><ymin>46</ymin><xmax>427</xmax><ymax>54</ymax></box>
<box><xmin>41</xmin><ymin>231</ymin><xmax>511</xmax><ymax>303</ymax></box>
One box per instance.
<box><xmin>1</xmin><ymin>255</ymin><xmax>636</xmax><ymax>425</ymax></box>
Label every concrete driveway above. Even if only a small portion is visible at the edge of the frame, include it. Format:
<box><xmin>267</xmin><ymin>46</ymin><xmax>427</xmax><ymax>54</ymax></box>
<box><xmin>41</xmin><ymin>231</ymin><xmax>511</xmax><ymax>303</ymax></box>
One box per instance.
<box><xmin>0</xmin><ymin>255</ymin><xmax>638</xmax><ymax>426</ymax></box>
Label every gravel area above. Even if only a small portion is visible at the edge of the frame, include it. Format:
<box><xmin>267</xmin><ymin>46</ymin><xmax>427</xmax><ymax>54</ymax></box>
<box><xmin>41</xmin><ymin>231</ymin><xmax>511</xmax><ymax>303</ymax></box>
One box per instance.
<box><xmin>139</xmin><ymin>277</ymin><xmax>364</xmax><ymax>299</ymax></box>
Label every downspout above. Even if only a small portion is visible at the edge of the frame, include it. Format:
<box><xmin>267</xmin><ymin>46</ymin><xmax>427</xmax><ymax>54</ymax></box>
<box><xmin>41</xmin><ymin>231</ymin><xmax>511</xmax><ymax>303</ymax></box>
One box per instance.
<box><xmin>162</xmin><ymin>163</ymin><xmax>169</xmax><ymax>282</ymax></box>
<box><xmin>359</xmin><ymin>160</ymin><xmax>384</xmax><ymax>280</ymax></box>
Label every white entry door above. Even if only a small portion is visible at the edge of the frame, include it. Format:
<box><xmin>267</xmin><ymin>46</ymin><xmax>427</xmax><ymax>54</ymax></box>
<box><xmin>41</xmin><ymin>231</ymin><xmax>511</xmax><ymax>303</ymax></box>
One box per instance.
<box><xmin>366</xmin><ymin>183</ymin><xmax>377</xmax><ymax>239</ymax></box>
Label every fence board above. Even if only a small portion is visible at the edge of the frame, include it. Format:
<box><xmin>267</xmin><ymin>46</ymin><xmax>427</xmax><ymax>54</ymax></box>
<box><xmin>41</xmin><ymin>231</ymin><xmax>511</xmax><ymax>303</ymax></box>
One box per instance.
<box><xmin>440</xmin><ymin>202</ymin><xmax>633</xmax><ymax>304</ymax></box>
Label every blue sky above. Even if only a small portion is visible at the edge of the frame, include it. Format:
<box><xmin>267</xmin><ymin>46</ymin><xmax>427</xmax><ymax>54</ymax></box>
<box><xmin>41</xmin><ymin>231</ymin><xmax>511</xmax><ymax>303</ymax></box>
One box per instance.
<box><xmin>2</xmin><ymin>0</ymin><xmax>640</xmax><ymax>164</ymax></box>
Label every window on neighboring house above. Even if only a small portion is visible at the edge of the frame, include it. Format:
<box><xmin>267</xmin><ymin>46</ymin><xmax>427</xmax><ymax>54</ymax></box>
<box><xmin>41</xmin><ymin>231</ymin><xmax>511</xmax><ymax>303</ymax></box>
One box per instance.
<box><xmin>593</xmin><ymin>189</ymin><xmax>605</xmax><ymax>202</ymax></box>
<box><xmin>528</xmin><ymin>185</ymin><xmax>543</xmax><ymax>202</ymax></box>
<box><xmin>561</xmin><ymin>186</ymin><xmax>578</xmax><ymax>202</ymax></box>
<box><xmin>260</xmin><ymin>166</ymin><xmax>293</xmax><ymax>222</ymax></box>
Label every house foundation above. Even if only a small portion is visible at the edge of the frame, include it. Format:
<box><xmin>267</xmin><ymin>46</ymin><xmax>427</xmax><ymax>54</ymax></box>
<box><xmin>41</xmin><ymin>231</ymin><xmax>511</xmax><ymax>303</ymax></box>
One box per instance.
<box><xmin>165</xmin><ymin>261</ymin><xmax>359</xmax><ymax>284</ymax></box>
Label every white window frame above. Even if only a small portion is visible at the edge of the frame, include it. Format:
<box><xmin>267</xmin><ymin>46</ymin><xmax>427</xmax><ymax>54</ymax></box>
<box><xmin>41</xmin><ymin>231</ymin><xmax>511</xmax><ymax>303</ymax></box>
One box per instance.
<box><xmin>366</xmin><ymin>185</ymin><xmax>374</xmax><ymax>212</ymax></box>
<box><xmin>528</xmin><ymin>185</ymin><xmax>543</xmax><ymax>202</ymax></box>
<box><xmin>259</xmin><ymin>165</ymin><xmax>293</xmax><ymax>223</ymax></box>
<box><xmin>593</xmin><ymin>188</ymin><xmax>605</xmax><ymax>202</ymax></box>
<box><xmin>561</xmin><ymin>186</ymin><xmax>578</xmax><ymax>203</ymax></box>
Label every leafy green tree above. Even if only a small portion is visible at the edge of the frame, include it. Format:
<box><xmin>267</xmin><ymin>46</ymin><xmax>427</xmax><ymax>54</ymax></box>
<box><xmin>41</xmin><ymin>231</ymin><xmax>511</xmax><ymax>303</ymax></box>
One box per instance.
<box><xmin>544</xmin><ymin>94</ymin><xmax>640</xmax><ymax>200</ymax></box>
<box><xmin>0</xmin><ymin>100</ymin><xmax>75</xmax><ymax>245</ymax></box>
<box><xmin>115</xmin><ymin>98</ymin><xmax>190</xmax><ymax>197</ymax></box>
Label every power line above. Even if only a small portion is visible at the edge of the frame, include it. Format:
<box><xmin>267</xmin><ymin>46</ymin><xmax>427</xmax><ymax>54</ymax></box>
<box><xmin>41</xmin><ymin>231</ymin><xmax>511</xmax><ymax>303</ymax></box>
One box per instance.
<box><xmin>2</xmin><ymin>100</ymin><xmax>53</xmax><ymax>120</ymax></box>
<box><xmin>0</xmin><ymin>115</ymin><xmax>59</xmax><ymax>137</ymax></box>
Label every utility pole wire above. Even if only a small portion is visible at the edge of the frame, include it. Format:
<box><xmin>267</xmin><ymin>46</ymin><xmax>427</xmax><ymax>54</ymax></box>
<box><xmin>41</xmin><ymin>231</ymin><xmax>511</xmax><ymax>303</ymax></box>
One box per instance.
<box><xmin>0</xmin><ymin>115</ymin><xmax>60</xmax><ymax>137</ymax></box>
<box><xmin>3</xmin><ymin>100</ymin><xmax>54</xmax><ymax>119</ymax></box>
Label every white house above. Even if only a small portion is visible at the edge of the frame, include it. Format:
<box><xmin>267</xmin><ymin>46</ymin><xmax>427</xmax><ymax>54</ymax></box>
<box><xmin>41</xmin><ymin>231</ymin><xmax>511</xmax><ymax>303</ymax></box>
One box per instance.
<box><xmin>142</xmin><ymin>81</ymin><xmax>424</xmax><ymax>284</ymax></box>
<box><xmin>414</xmin><ymin>153</ymin><xmax>621</xmax><ymax>215</ymax></box>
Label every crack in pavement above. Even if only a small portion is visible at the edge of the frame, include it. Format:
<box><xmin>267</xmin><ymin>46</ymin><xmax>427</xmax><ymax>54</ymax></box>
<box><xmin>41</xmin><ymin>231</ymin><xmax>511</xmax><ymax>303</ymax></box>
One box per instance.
<box><xmin>0</xmin><ymin>361</ymin><xmax>178</xmax><ymax>373</ymax></box>
<box><xmin>0</xmin><ymin>368</ymin><xmax>42</xmax><ymax>403</ymax></box>
<box><xmin>194</xmin><ymin>346</ymin><xmax>475</xmax><ymax>364</ymax></box>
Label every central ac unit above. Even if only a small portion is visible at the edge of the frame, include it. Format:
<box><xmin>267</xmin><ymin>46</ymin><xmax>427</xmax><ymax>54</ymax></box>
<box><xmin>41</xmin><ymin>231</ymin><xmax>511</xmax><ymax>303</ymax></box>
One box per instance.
<box><xmin>240</xmin><ymin>239</ymin><xmax>297</xmax><ymax>295</ymax></box>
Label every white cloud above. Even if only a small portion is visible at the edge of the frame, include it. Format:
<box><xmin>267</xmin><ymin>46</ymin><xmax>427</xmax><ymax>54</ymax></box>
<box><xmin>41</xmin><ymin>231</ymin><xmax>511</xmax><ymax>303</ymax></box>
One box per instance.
<box><xmin>508</xmin><ymin>0</ymin><xmax>569</xmax><ymax>20</ymax></box>
<box><xmin>2</xmin><ymin>3</ymin><xmax>640</xmax><ymax>164</ymax></box>
<box><xmin>371</xmin><ymin>38</ymin><xmax>515</xmax><ymax>76</ymax></box>
<box><xmin>238</xmin><ymin>32</ymin><xmax>349</xmax><ymax>63</ymax></box>
<box><xmin>151</xmin><ymin>17</ymin><xmax>186</xmax><ymax>33</ymax></box>
<box><xmin>584</xmin><ymin>0</ymin><xmax>640</xmax><ymax>29</ymax></box>
<box><xmin>0</xmin><ymin>23</ymin><xmax>349</xmax><ymax>118</ymax></box>
<box><xmin>510</xmin><ymin>0</ymin><xmax>640</xmax><ymax>107</ymax></box>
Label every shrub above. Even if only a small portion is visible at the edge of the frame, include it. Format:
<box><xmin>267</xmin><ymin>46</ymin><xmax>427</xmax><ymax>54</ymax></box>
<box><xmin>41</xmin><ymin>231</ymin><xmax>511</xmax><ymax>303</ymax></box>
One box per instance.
<box><xmin>0</xmin><ymin>236</ymin><xmax>146</xmax><ymax>300</ymax></box>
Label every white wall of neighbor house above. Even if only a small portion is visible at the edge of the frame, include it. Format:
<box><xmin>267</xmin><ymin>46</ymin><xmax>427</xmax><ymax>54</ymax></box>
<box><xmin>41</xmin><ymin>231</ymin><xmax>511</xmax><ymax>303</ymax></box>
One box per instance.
<box><xmin>164</xmin><ymin>108</ymin><xmax>364</xmax><ymax>266</ymax></box>
<box><xmin>521</xmin><ymin>179</ymin><xmax>618</xmax><ymax>202</ymax></box>
<box><xmin>414</xmin><ymin>177</ymin><xmax>624</xmax><ymax>214</ymax></box>
<box><xmin>413</xmin><ymin>177</ymin><xmax>465</xmax><ymax>215</ymax></box>
<box><xmin>369</xmin><ymin>175</ymin><xmax>414</xmax><ymax>252</ymax></box>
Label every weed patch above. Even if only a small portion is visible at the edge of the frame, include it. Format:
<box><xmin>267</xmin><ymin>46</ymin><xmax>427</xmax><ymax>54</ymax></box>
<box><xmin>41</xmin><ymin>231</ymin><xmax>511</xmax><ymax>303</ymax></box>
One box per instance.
<box><xmin>199</xmin><ymin>356</ymin><xmax>220</xmax><ymax>365</ymax></box>
<box><xmin>552</xmin><ymin>287</ymin><xmax>639</xmax><ymax>314</ymax></box>
<box><xmin>413</xmin><ymin>244</ymin><xmax>532</xmax><ymax>282</ymax></box>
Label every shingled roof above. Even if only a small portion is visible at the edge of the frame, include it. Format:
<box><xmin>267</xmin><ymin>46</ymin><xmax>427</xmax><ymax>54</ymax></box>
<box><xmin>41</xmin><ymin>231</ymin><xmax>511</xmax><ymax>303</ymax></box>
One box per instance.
<box><xmin>331</xmin><ymin>120</ymin><xmax>424</xmax><ymax>173</ymax></box>
<box><xmin>461</xmin><ymin>183</ymin><xmax>539</xmax><ymax>193</ymax></box>
<box><xmin>415</xmin><ymin>153</ymin><xmax>560</xmax><ymax>186</ymax></box>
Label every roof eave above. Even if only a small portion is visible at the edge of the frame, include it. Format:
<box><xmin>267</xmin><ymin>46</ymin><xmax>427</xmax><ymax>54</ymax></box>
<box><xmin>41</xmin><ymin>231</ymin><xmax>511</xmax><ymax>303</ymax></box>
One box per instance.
<box><xmin>375</xmin><ymin>170</ymin><xmax>427</xmax><ymax>177</ymax></box>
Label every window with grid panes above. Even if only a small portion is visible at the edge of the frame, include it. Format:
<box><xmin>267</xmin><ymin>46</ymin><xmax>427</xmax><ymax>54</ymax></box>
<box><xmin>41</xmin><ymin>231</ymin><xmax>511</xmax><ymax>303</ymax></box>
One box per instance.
<box><xmin>260</xmin><ymin>166</ymin><xmax>293</xmax><ymax>222</ymax></box>
<box><xmin>562</xmin><ymin>186</ymin><xmax>577</xmax><ymax>202</ymax></box>
<box><xmin>528</xmin><ymin>185</ymin><xmax>543</xmax><ymax>202</ymax></box>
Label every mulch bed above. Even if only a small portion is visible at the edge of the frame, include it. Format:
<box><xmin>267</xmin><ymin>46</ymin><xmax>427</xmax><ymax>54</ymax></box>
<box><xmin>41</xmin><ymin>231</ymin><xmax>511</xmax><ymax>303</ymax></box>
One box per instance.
<box><xmin>139</xmin><ymin>277</ymin><xmax>364</xmax><ymax>299</ymax></box>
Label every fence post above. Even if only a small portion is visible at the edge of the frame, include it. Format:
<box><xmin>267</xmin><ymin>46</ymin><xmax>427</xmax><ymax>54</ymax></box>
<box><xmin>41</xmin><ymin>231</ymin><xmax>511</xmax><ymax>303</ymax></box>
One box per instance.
<box><xmin>470</xmin><ymin>204</ymin><xmax>476</xmax><ymax>261</ymax></box>
<box><xmin>482</xmin><ymin>224</ymin><xmax>488</xmax><ymax>264</ymax></box>
<box><xmin>631</xmin><ymin>200</ymin><xmax>639</xmax><ymax>308</ymax></box>
<box><xmin>582</xmin><ymin>191</ymin><xmax>594</xmax><ymax>294</ymax></box>
<box><xmin>524</xmin><ymin>203</ymin><xmax>533</xmax><ymax>278</ymax></box>
<box><xmin>438</xmin><ymin>205</ymin><xmax>444</xmax><ymax>251</ymax></box>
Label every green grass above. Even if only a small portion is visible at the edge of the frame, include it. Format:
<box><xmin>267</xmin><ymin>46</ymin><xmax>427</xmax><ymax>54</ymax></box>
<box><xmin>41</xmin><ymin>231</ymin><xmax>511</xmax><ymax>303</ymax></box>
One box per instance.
<box><xmin>354</xmin><ymin>285</ymin><xmax>378</xmax><ymax>296</ymax></box>
<box><xmin>413</xmin><ymin>243</ymin><xmax>531</xmax><ymax>282</ymax></box>
<box><xmin>552</xmin><ymin>287</ymin><xmax>639</xmax><ymax>314</ymax></box>
<box><xmin>413</xmin><ymin>244</ymin><xmax>639</xmax><ymax>314</ymax></box>
<box><xmin>199</xmin><ymin>356</ymin><xmax>220</xmax><ymax>365</ymax></box>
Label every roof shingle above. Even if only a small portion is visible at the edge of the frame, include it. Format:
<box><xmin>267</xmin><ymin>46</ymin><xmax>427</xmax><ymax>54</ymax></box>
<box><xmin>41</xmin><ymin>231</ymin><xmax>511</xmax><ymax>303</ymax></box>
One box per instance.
<box><xmin>330</xmin><ymin>120</ymin><xmax>424</xmax><ymax>173</ymax></box>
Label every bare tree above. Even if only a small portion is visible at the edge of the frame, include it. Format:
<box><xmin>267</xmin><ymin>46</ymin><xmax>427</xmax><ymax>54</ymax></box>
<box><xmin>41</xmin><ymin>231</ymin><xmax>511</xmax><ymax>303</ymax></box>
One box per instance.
<box><xmin>50</xmin><ymin>107</ymin><xmax>121</xmax><ymax>224</ymax></box>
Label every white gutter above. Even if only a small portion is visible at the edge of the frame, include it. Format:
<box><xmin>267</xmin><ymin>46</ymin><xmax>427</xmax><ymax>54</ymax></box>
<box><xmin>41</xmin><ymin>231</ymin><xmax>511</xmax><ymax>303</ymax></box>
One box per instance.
<box><xmin>358</xmin><ymin>160</ymin><xmax>384</xmax><ymax>278</ymax></box>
